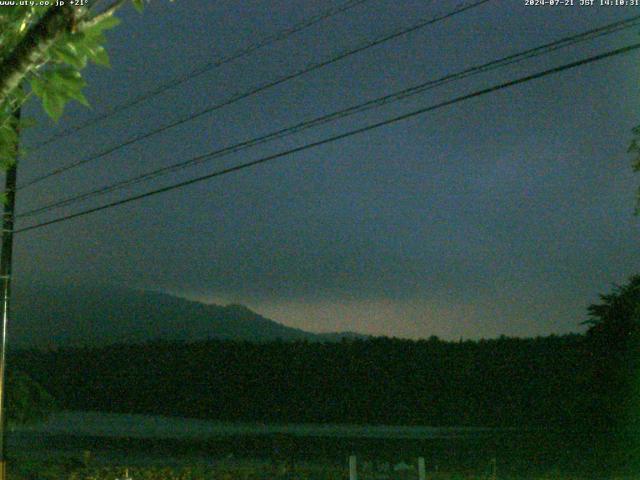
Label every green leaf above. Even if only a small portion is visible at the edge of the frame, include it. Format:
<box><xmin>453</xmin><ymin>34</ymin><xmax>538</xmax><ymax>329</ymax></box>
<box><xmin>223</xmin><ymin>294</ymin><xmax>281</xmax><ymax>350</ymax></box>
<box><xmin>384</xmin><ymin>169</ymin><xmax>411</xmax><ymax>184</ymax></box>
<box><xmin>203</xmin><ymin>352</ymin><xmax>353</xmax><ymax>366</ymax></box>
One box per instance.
<box><xmin>0</xmin><ymin>122</ymin><xmax>18</xmax><ymax>146</ymax></box>
<box><xmin>0</xmin><ymin>122</ymin><xmax>18</xmax><ymax>170</ymax></box>
<box><xmin>69</xmin><ymin>29</ymin><xmax>110</xmax><ymax>67</ymax></box>
<box><xmin>29</xmin><ymin>67</ymin><xmax>90</xmax><ymax>121</ymax></box>
<box><xmin>54</xmin><ymin>67</ymin><xmax>86</xmax><ymax>91</ymax></box>
<box><xmin>29</xmin><ymin>76</ymin><xmax>46</xmax><ymax>98</ymax></box>
<box><xmin>85</xmin><ymin>14</ymin><xmax>121</xmax><ymax>34</ymax></box>
<box><xmin>50</xmin><ymin>43</ymin><xmax>87</xmax><ymax>69</ymax></box>
<box><xmin>1</xmin><ymin>2</ymin><xmax>125</xmax><ymax>127</ymax></box>
<box><xmin>80</xmin><ymin>30</ymin><xmax>106</xmax><ymax>47</ymax></box>
<box><xmin>132</xmin><ymin>0</ymin><xmax>145</xmax><ymax>13</ymax></box>
<box><xmin>90</xmin><ymin>46</ymin><xmax>111</xmax><ymax>67</ymax></box>
<box><xmin>9</xmin><ymin>84</ymin><xmax>28</xmax><ymax>106</ymax></box>
<box><xmin>0</xmin><ymin>155</ymin><xmax>15</xmax><ymax>171</ymax></box>
<box><xmin>68</xmin><ymin>89</ymin><xmax>89</xmax><ymax>107</ymax></box>
<box><xmin>42</xmin><ymin>91</ymin><xmax>65</xmax><ymax>121</ymax></box>
<box><xmin>99</xmin><ymin>15</ymin><xmax>121</xmax><ymax>30</ymax></box>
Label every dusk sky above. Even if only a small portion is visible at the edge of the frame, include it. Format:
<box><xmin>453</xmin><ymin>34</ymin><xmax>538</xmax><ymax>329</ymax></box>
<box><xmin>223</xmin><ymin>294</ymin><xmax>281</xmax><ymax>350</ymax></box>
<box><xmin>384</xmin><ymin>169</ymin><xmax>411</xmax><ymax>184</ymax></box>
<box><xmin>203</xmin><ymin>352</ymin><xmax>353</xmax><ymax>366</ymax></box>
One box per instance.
<box><xmin>11</xmin><ymin>0</ymin><xmax>640</xmax><ymax>340</ymax></box>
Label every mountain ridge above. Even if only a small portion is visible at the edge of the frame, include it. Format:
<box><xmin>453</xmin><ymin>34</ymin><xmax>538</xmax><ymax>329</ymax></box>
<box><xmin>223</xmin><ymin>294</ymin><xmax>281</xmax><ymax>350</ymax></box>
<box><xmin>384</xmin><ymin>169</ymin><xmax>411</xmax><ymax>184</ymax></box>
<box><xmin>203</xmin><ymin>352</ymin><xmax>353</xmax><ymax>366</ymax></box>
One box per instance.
<box><xmin>9</xmin><ymin>284</ymin><xmax>367</xmax><ymax>348</ymax></box>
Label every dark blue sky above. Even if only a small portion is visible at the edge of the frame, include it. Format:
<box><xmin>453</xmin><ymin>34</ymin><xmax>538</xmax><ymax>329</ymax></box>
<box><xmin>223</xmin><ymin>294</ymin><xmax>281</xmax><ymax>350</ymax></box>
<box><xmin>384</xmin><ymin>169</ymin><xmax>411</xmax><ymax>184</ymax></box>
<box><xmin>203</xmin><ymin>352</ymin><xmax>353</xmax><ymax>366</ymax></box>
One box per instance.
<box><xmin>12</xmin><ymin>0</ymin><xmax>640</xmax><ymax>339</ymax></box>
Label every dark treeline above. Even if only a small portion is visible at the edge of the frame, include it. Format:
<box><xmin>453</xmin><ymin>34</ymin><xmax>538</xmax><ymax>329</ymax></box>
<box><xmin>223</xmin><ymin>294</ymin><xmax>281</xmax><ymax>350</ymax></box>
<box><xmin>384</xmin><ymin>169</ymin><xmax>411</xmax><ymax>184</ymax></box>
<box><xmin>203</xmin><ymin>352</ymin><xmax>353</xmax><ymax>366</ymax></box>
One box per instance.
<box><xmin>6</xmin><ymin>333</ymin><xmax>630</xmax><ymax>428</ymax></box>
<box><xmin>10</xmin><ymin>275</ymin><xmax>640</xmax><ymax>429</ymax></box>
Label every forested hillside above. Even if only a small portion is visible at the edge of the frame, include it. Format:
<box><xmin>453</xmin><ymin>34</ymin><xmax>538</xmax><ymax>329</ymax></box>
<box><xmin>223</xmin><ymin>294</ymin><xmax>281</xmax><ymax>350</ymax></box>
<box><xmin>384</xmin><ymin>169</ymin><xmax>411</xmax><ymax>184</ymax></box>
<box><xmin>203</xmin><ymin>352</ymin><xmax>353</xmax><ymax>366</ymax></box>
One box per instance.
<box><xmin>9</xmin><ymin>333</ymin><xmax>627</xmax><ymax>428</ymax></box>
<box><xmin>12</xmin><ymin>276</ymin><xmax>639</xmax><ymax>429</ymax></box>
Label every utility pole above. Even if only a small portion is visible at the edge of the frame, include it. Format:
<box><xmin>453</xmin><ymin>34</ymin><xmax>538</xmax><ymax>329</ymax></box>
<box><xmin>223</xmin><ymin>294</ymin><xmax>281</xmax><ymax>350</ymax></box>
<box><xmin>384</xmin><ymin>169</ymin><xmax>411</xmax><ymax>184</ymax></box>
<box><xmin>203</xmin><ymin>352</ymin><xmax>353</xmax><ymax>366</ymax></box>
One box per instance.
<box><xmin>0</xmin><ymin>104</ymin><xmax>20</xmax><ymax>480</ymax></box>
<box><xmin>349</xmin><ymin>455</ymin><xmax>357</xmax><ymax>480</ymax></box>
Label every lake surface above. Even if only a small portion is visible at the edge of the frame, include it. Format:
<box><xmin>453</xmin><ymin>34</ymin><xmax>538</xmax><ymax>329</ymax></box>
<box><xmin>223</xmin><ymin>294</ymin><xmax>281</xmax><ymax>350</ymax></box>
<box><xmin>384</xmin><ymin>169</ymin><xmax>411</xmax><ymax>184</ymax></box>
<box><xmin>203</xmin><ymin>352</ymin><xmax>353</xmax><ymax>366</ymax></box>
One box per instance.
<box><xmin>5</xmin><ymin>411</ymin><xmax>505</xmax><ymax>467</ymax></box>
<box><xmin>6</xmin><ymin>411</ymin><xmax>634</xmax><ymax>477</ymax></box>
<box><xmin>10</xmin><ymin>410</ymin><xmax>495</xmax><ymax>440</ymax></box>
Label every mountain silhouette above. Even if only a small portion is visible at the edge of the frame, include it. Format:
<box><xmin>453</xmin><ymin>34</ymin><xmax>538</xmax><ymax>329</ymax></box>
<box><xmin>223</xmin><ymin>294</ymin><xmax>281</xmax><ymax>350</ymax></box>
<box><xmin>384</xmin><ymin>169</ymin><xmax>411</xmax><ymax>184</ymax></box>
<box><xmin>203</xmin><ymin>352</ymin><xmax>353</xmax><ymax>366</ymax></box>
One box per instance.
<box><xmin>9</xmin><ymin>284</ymin><xmax>365</xmax><ymax>348</ymax></box>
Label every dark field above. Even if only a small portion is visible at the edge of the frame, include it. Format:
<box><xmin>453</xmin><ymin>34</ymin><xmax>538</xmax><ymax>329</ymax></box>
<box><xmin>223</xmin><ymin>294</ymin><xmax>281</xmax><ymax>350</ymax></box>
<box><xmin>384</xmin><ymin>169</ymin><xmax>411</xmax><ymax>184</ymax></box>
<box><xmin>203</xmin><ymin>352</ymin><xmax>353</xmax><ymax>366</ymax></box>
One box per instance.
<box><xmin>7</xmin><ymin>428</ymin><xmax>640</xmax><ymax>479</ymax></box>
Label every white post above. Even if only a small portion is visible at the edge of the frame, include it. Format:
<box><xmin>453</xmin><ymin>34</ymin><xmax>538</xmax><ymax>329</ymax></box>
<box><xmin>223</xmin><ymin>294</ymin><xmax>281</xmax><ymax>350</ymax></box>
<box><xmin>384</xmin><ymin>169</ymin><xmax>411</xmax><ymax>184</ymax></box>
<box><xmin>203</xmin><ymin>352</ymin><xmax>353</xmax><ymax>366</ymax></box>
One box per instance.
<box><xmin>418</xmin><ymin>457</ymin><xmax>426</xmax><ymax>480</ymax></box>
<box><xmin>349</xmin><ymin>455</ymin><xmax>357</xmax><ymax>480</ymax></box>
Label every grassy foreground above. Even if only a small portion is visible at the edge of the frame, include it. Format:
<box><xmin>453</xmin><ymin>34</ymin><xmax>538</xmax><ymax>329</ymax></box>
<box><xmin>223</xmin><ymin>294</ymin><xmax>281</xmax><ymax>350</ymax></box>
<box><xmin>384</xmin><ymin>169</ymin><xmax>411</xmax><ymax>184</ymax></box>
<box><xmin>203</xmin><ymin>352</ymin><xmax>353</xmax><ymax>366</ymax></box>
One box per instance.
<box><xmin>7</xmin><ymin>459</ymin><xmax>640</xmax><ymax>480</ymax></box>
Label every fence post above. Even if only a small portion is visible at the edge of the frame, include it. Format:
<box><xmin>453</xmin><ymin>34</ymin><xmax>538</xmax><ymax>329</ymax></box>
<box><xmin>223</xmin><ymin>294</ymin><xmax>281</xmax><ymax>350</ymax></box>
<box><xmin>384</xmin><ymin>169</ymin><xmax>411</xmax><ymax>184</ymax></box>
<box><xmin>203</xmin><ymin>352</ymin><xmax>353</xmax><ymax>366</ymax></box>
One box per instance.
<box><xmin>349</xmin><ymin>455</ymin><xmax>357</xmax><ymax>480</ymax></box>
<box><xmin>418</xmin><ymin>457</ymin><xmax>426</xmax><ymax>480</ymax></box>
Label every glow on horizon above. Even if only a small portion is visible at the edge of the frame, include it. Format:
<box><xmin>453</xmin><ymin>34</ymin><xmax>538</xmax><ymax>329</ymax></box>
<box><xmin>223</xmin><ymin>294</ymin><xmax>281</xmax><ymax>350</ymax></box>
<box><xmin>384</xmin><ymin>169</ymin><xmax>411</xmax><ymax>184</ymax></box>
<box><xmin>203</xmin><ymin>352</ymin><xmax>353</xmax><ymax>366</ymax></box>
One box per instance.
<box><xmin>170</xmin><ymin>291</ymin><xmax>584</xmax><ymax>340</ymax></box>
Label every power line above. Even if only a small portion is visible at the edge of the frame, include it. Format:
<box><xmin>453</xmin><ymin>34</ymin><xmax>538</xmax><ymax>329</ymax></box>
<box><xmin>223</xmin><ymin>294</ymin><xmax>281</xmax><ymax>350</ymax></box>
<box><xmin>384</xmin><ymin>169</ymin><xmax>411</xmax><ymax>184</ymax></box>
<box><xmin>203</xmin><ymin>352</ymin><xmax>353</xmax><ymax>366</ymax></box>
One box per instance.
<box><xmin>17</xmin><ymin>14</ymin><xmax>640</xmax><ymax>219</ymax></box>
<box><xmin>19</xmin><ymin>0</ymin><xmax>474</xmax><ymax>188</ymax></box>
<box><xmin>15</xmin><ymin>42</ymin><xmax>640</xmax><ymax>234</ymax></box>
<box><xmin>18</xmin><ymin>0</ymin><xmax>490</xmax><ymax>190</ymax></box>
<box><xmin>29</xmin><ymin>0</ymin><xmax>377</xmax><ymax>151</ymax></box>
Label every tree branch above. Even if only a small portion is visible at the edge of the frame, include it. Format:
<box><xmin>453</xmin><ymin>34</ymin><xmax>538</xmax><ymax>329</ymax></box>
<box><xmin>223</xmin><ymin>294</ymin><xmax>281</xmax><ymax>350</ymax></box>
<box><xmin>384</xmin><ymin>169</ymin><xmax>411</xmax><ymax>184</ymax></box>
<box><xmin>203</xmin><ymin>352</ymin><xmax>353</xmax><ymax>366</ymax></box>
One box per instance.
<box><xmin>79</xmin><ymin>0</ymin><xmax>126</xmax><ymax>30</ymax></box>
<box><xmin>0</xmin><ymin>5</ymin><xmax>77</xmax><ymax>106</ymax></box>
